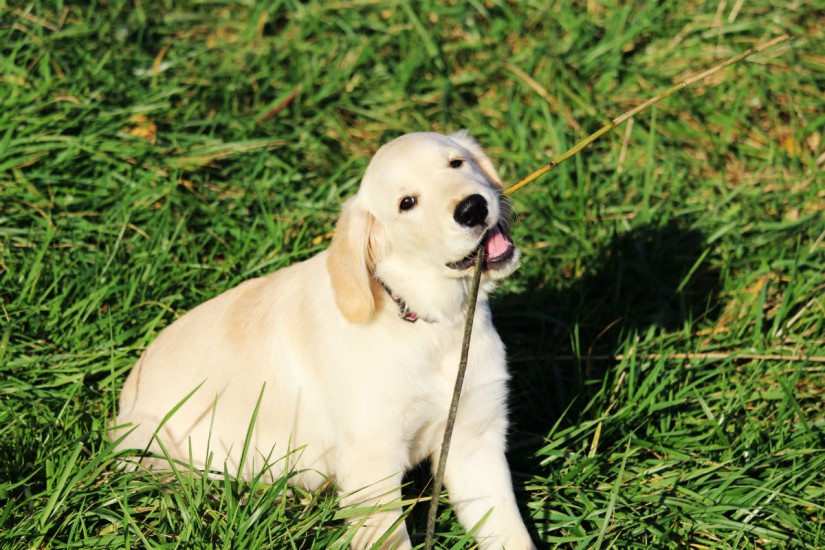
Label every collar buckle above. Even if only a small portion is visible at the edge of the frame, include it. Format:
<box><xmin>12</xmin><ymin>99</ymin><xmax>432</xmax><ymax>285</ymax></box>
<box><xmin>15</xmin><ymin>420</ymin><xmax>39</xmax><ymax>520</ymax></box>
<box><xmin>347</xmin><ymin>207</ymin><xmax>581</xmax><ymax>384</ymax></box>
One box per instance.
<box><xmin>400</xmin><ymin>308</ymin><xmax>419</xmax><ymax>323</ymax></box>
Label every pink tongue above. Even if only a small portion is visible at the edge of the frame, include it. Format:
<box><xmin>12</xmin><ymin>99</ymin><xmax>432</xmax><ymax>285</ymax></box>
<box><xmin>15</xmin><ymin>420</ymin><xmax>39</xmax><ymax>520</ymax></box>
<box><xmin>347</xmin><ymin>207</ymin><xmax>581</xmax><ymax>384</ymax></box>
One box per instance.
<box><xmin>485</xmin><ymin>227</ymin><xmax>512</xmax><ymax>259</ymax></box>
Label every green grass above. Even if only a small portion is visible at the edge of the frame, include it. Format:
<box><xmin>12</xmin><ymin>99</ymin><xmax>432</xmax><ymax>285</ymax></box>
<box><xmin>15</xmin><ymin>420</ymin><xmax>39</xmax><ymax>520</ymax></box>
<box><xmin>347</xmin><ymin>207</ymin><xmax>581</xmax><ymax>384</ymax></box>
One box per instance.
<box><xmin>2</xmin><ymin>0</ymin><xmax>823</xmax><ymax>547</ymax></box>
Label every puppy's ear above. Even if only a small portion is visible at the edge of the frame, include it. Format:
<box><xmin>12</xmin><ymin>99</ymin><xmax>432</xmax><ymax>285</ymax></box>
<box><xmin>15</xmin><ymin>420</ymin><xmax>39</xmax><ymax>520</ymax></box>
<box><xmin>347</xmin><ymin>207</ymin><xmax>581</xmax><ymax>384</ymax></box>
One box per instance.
<box><xmin>450</xmin><ymin>130</ymin><xmax>503</xmax><ymax>190</ymax></box>
<box><xmin>326</xmin><ymin>197</ymin><xmax>384</xmax><ymax>324</ymax></box>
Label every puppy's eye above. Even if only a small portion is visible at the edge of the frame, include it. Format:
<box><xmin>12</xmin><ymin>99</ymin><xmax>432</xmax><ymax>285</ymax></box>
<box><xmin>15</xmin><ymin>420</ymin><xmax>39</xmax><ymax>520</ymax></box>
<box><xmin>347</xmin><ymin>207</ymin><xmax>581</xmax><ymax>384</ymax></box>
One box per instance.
<box><xmin>399</xmin><ymin>196</ymin><xmax>417</xmax><ymax>211</ymax></box>
<box><xmin>449</xmin><ymin>158</ymin><xmax>464</xmax><ymax>169</ymax></box>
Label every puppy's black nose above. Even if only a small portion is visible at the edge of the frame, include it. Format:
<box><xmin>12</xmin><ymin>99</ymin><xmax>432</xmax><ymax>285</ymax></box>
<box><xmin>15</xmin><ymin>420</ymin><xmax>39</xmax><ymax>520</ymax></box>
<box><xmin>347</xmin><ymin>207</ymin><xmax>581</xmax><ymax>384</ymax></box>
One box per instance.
<box><xmin>453</xmin><ymin>194</ymin><xmax>488</xmax><ymax>228</ymax></box>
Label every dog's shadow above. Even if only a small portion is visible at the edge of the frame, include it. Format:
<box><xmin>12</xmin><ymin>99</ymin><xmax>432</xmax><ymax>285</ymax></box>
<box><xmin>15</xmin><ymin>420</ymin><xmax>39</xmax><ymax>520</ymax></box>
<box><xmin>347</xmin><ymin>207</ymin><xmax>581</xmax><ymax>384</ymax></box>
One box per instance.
<box><xmin>407</xmin><ymin>216</ymin><xmax>722</xmax><ymax>545</ymax></box>
<box><xmin>495</xmin><ymin>216</ymin><xmax>722</xmax><ymax>544</ymax></box>
<box><xmin>498</xmin><ymin>217</ymin><xmax>721</xmax><ymax>434</ymax></box>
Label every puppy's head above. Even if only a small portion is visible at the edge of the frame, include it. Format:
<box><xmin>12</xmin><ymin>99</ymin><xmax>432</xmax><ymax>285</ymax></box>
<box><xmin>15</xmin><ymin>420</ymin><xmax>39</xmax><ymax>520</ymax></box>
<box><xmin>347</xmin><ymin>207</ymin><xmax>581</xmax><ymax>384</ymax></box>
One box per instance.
<box><xmin>327</xmin><ymin>131</ymin><xmax>519</xmax><ymax>323</ymax></box>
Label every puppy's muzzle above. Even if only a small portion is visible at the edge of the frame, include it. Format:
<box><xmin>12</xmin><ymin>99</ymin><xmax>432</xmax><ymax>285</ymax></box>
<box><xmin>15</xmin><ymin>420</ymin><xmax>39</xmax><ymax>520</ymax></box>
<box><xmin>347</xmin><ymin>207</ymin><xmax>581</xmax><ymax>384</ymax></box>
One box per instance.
<box><xmin>447</xmin><ymin>193</ymin><xmax>517</xmax><ymax>272</ymax></box>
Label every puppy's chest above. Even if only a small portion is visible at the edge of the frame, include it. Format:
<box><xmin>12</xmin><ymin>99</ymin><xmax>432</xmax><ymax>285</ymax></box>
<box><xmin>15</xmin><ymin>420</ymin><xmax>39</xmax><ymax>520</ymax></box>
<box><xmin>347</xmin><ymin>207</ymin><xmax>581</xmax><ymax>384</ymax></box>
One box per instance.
<box><xmin>401</xmin><ymin>384</ymin><xmax>452</xmax><ymax>462</ymax></box>
<box><xmin>395</xmin><ymin>328</ymin><xmax>490</xmax><ymax>460</ymax></box>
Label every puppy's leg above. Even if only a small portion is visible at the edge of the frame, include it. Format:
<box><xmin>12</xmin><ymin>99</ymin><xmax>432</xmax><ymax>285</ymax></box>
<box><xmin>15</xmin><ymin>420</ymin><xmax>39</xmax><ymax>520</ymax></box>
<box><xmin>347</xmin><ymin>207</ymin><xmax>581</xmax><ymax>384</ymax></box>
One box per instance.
<box><xmin>441</xmin><ymin>430</ymin><xmax>535</xmax><ymax>549</ymax></box>
<box><xmin>336</xmin><ymin>452</ymin><xmax>412</xmax><ymax>550</ymax></box>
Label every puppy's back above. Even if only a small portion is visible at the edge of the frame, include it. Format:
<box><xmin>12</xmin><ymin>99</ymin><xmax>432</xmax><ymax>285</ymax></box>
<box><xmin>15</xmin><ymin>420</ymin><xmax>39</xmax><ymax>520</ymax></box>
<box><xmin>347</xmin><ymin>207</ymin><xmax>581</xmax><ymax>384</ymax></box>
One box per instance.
<box><xmin>111</xmin><ymin>254</ymin><xmax>335</xmax><ymax>479</ymax></box>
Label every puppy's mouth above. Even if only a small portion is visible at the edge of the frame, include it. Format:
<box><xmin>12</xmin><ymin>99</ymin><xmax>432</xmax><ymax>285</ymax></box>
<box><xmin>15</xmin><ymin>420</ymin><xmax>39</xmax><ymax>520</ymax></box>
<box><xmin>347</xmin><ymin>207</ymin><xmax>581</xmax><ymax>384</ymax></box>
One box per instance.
<box><xmin>447</xmin><ymin>225</ymin><xmax>516</xmax><ymax>271</ymax></box>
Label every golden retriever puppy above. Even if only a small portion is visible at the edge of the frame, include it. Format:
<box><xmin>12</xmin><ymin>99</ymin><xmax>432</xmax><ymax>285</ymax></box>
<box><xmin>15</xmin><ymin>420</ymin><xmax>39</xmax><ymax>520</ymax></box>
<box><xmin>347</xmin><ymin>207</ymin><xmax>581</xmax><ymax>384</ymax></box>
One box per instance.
<box><xmin>112</xmin><ymin>131</ymin><xmax>535</xmax><ymax>549</ymax></box>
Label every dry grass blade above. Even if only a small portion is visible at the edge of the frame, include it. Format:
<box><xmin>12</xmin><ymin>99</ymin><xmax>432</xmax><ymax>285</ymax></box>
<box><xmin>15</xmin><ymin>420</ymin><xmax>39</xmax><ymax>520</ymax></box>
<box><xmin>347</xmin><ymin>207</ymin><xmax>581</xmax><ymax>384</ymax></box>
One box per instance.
<box><xmin>502</xmin><ymin>34</ymin><xmax>790</xmax><ymax>197</ymax></box>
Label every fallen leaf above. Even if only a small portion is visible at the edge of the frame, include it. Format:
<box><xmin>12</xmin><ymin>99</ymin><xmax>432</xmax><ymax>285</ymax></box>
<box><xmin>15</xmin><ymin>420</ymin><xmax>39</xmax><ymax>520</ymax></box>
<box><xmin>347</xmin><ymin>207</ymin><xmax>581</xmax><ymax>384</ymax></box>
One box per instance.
<box><xmin>122</xmin><ymin>114</ymin><xmax>157</xmax><ymax>144</ymax></box>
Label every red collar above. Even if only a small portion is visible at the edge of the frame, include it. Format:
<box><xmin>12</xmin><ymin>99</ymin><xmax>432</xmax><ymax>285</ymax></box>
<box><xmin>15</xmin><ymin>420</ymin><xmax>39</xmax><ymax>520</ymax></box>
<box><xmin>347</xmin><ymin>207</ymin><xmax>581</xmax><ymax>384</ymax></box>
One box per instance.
<box><xmin>377</xmin><ymin>279</ymin><xmax>436</xmax><ymax>324</ymax></box>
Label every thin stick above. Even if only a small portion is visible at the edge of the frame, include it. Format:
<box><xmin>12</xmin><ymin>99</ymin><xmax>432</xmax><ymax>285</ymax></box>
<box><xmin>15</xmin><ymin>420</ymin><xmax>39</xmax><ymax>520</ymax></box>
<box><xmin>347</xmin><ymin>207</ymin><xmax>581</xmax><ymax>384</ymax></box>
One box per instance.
<box><xmin>424</xmin><ymin>244</ymin><xmax>486</xmax><ymax>549</ymax></box>
<box><xmin>503</xmin><ymin>34</ymin><xmax>790</xmax><ymax>197</ymax></box>
<box><xmin>423</xmin><ymin>34</ymin><xmax>791</xmax><ymax>548</ymax></box>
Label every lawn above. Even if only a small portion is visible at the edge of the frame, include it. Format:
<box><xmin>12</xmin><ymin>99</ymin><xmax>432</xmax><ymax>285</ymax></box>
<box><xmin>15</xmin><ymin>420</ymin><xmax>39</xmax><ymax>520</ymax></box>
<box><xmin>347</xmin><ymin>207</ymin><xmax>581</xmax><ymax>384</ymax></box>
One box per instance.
<box><xmin>1</xmin><ymin>0</ymin><xmax>823</xmax><ymax>548</ymax></box>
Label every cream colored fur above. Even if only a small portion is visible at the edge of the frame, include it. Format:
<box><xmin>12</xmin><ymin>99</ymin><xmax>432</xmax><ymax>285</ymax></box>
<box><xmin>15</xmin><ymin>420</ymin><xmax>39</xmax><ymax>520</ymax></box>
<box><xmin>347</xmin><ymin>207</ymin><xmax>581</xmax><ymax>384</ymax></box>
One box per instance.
<box><xmin>112</xmin><ymin>131</ymin><xmax>535</xmax><ymax>549</ymax></box>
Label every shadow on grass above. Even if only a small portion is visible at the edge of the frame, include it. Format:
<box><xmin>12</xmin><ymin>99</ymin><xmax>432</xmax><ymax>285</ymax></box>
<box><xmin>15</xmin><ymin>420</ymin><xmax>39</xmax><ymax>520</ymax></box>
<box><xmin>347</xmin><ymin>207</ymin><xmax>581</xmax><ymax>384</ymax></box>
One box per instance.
<box><xmin>493</xmin><ymin>217</ymin><xmax>722</xmax><ymax>542</ymax></box>
<box><xmin>499</xmin><ymin>217</ymin><xmax>721</xmax><ymax>431</ymax></box>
